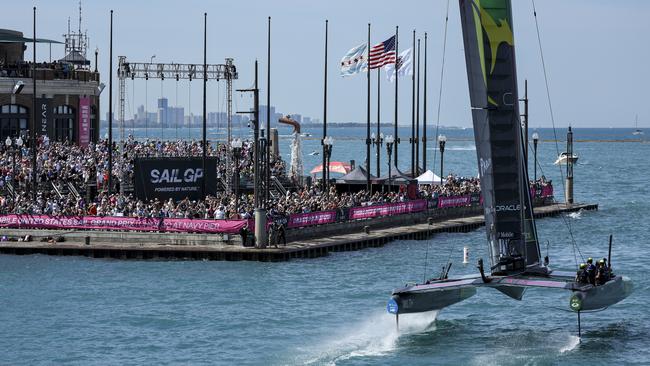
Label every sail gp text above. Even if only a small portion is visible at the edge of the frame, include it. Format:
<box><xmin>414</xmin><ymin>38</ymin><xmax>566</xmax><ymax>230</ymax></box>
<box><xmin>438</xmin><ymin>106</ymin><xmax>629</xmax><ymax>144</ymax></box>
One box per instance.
<box><xmin>150</xmin><ymin>168</ymin><xmax>204</xmax><ymax>184</ymax></box>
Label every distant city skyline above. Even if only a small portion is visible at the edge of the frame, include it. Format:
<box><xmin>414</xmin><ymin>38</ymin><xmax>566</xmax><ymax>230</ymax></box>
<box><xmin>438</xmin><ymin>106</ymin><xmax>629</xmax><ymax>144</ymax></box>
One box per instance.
<box><xmin>103</xmin><ymin>99</ymin><xmax>321</xmax><ymax>130</ymax></box>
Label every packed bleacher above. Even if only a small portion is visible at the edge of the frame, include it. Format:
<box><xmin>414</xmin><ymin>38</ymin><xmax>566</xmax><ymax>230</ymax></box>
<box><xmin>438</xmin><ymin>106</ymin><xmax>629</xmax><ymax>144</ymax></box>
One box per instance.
<box><xmin>0</xmin><ymin>137</ymin><xmax>551</xmax><ymax>220</ymax></box>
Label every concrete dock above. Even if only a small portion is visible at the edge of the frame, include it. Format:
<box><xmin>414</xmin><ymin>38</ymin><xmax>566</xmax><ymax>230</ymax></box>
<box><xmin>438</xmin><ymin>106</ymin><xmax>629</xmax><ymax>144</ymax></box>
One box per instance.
<box><xmin>0</xmin><ymin>202</ymin><xmax>596</xmax><ymax>262</ymax></box>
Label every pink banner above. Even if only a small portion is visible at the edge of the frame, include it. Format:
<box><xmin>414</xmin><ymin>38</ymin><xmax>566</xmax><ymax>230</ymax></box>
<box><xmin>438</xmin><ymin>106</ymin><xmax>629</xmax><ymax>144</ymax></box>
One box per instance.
<box><xmin>438</xmin><ymin>195</ymin><xmax>471</xmax><ymax>208</ymax></box>
<box><xmin>78</xmin><ymin>96</ymin><xmax>91</xmax><ymax>147</ymax></box>
<box><xmin>349</xmin><ymin>200</ymin><xmax>428</xmax><ymax>220</ymax></box>
<box><xmin>287</xmin><ymin>211</ymin><xmax>337</xmax><ymax>228</ymax></box>
<box><xmin>0</xmin><ymin>214</ymin><xmax>247</xmax><ymax>234</ymax></box>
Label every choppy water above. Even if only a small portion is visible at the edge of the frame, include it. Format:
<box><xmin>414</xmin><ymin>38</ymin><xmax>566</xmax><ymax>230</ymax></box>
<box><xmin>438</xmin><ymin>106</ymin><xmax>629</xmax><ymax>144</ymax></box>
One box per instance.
<box><xmin>2</xmin><ymin>128</ymin><xmax>649</xmax><ymax>365</ymax></box>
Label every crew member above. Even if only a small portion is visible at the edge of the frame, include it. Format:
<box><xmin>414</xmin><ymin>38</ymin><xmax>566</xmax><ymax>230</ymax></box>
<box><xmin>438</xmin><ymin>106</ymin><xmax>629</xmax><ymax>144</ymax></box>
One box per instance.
<box><xmin>586</xmin><ymin>257</ymin><xmax>596</xmax><ymax>285</ymax></box>
<box><xmin>575</xmin><ymin>263</ymin><xmax>588</xmax><ymax>284</ymax></box>
<box><xmin>596</xmin><ymin>259</ymin><xmax>610</xmax><ymax>285</ymax></box>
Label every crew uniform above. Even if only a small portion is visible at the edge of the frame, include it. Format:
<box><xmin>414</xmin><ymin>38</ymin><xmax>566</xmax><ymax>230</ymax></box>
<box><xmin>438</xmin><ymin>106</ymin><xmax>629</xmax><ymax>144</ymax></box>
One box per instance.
<box><xmin>575</xmin><ymin>263</ymin><xmax>589</xmax><ymax>284</ymax></box>
<box><xmin>596</xmin><ymin>259</ymin><xmax>611</xmax><ymax>285</ymax></box>
<box><xmin>586</xmin><ymin>258</ymin><xmax>597</xmax><ymax>285</ymax></box>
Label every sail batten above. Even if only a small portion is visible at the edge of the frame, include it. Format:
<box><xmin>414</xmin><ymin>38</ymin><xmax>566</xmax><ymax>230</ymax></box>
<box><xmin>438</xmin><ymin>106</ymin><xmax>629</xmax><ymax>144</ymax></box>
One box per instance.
<box><xmin>460</xmin><ymin>0</ymin><xmax>540</xmax><ymax>274</ymax></box>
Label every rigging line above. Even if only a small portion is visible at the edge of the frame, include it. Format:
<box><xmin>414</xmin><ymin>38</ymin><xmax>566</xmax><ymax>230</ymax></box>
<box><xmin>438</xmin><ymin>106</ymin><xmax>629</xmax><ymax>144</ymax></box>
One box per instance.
<box><xmin>531</xmin><ymin>0</ymin><xmax>582</xmax><ymax>267</ymax></box>
<box><xmin>432</xmin><ymin>0</ymin><xmax>451</xmax><ymax>174</ymax></box>
<box><xmin>188</xmin><ymin>79</ymin><xmax>192</xmax><ymax>140</ymax></box>
<box><xmin>131</xmin><ymin>77</ymin><xmax>135</xmax><ymax>136</ymax></box>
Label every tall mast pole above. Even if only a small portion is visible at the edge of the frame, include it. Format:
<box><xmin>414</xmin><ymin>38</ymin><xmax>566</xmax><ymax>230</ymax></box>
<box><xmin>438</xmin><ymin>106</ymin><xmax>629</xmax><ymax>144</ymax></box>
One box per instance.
<box><xmin>266</xmin><ymin>16</ymin><xmax>271</xmax><ymax>207</ymax></box>
<box><xmin>253</xmin><ymin>62</ymin><xmax>260</xmax><ymax>211</ymax></box>
<box><xmin>108</xmin><ymin>10</ymin><xmax>113</xmax><ymax>196</ymax></box>
<box><xmin>394</xmin><ymin>26</ymin><xmax>399</xmax><ymax>166</ymax></box>
<box><xmin>322</xmin><ymin>20</ymin><xmax>328</xmax><ymax>189</ymax></box>
<box><xmin>202</xmin><ymin>12</ymin><xmax>207</xmax><ymax>198</ymax></box>
<box><xmin>31</xmin><ymin>7</ymin><xmax>37</xmax><ymax>201</ymax></box>
<box><xmin>366</xmin><ymin>23</ymin><xmax>371</xmax><ymax>192</ymax></box>
<box><xmin>423</xmin><ymin>33</ymin><xmax>428</xmax><ymax>171</ymax></box>
<box><xmin>415</xmin><ymin>38</ymin><xmax>420</xmax><ymax>175</ymax></box>
<box><xmin>376</xmin><ymin>68</ymin><xmax>381</xmax><ymax>177</ymax></box>
<box><xmin>410</xmin><ymin>30</ymin><xmax>415</xmax><ymax>176</ymax></box>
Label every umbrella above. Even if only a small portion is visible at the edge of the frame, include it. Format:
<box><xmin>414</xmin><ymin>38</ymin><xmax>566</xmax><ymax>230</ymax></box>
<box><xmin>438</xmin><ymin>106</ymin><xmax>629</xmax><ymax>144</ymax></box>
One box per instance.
<box><xmin>310</xmin><ymin>161</ymin><xmax>352</xmax><ymax>175</ymax></box>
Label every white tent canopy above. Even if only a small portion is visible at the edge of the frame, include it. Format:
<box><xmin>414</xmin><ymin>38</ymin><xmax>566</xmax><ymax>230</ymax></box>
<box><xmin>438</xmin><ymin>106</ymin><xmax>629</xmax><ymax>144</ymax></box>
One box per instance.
<box><xmin>416</xmin><ymin>170</ymin><xmax>444</xmax><ymax>185</ymax></box>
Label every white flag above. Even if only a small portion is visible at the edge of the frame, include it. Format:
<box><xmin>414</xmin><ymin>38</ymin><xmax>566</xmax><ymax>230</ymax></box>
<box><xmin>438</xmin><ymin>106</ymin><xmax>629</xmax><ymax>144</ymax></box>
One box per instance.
<box><xmin>384</xmin><ymin>48</ymin><xmax>412</xmax><ymax>82</ymax></box>
<box><xmin>340</xmin><ymin>43</ymin><xmax>368</xmax><ymax>77</ymax></box>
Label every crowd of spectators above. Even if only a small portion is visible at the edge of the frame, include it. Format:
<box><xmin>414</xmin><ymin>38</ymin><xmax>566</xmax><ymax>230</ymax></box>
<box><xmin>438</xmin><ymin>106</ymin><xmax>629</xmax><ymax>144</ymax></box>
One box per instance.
<box><xmin>0</xmin><ymin>137</ymin><xmax>552</xmax><ymax>220</ymax></box>
<box><xmin>0</xmin><ymin>60</ymin><xmax>86</xmax><ymax>80</ymax></box>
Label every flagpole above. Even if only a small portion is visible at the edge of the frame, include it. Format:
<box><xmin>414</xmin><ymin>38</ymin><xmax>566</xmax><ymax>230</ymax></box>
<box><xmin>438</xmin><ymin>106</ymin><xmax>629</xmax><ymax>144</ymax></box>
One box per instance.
<box><xmin>394</xmin><ymin>26</ymin><xmax>399</xmax><ymax>168</ymax></box>
<box><xmin>202</xmin><ymin>12</ymin><xmax>207</xmax><ymax>199</ymax></box>
<box><xmin>410</xmin><ymin>29</ymin><xmax>415</xmax><ymax>177</ymax></box>
<box><xmin>415</xmin><ymin>38</ymin><xmax>420</xmax><ymax>175</ymax></box>
<box><xmin>423</xmin><ymin>32</ymin><xmax>428</xmax><ymax>171</ymax></box>
<box><xmin>322</xmin><ymin>20</ymin><xmax>328</xmax><ymax>190</ymax></box>
<box><xmin>32</xmin><ymin>7</ymin><xmax>37</xmax><ymax>200</ymax></box>
<box><xmin>266</xmin><ymin>16</ymin><xmax>271</xmax><ymax>207</ymax></box>
<box><xmin>416</xmin><ymin>38</ymin><xmax>421</xmax><ymax>175</ymax></box>
<box><xmin>376</xmin><ymin>68</ymin><xmax>380</xmax><ymax>177</ymax></box>
<box><xmin>108</xmin><ymin>9</ymin><xmax>113</xmax><ymax>196</ymax></box>
<box><xmin>366</xmin><ymin>23</ymin><xmax>371</xmax><ymax>193</ymax></box>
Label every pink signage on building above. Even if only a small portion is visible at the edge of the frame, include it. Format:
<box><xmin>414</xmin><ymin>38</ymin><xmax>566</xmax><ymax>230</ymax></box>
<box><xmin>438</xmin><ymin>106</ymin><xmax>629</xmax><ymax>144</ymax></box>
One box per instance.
<box><xmin>78</xmin><ymin>96</ymin><xmax>91</xmax><ymax>147</ymax></box>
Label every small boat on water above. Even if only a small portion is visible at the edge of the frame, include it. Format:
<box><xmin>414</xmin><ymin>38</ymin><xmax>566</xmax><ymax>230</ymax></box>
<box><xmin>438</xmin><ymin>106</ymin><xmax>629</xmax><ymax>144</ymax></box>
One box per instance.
<box><xmin>554</xmin><ymin>152</ymin><xmax>578</xmax><ymax>165</ymax></box>
<box><xmin>633</xmin><ymin>115</ymin><xmax>644</xmax><ymax>135</ymax></box>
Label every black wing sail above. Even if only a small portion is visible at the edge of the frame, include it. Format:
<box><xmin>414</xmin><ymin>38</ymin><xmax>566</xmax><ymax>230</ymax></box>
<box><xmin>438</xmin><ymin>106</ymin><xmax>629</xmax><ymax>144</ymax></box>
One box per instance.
<box><xmin>459</xmin><ymin>0</ymin><xmax>541</xmax><ymax>275</ymax></box>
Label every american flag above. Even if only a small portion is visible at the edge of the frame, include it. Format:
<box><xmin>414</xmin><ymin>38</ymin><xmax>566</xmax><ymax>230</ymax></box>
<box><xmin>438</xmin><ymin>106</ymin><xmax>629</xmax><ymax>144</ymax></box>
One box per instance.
<box><xmin>368</xmin><ymin>36</ymin><xmax>396</xmax><ymax>69</ymax></box>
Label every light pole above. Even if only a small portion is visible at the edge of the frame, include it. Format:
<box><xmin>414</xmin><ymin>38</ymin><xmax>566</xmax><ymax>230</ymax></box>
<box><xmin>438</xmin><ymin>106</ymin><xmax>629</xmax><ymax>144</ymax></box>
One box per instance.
<box><xmin>5</xmin><ymin>136</ymin><xmax>22</xmax><ymax>188</ymax></box>
<box><xmin>323</xmin><ymin>136</ymin><xmax>334</xmax><ymax>192</ymax></box>
<box><xmin>385</xmin><ymin>134</ymin><xmax>394</xmax><ymax>192</ymax></box>
<box><xmin>5</xmin><ymin>137</ymin><xmax>14</xmax><ymax>184</ymax></box>
<box><xmin>371</xmin><ymin>132</ymin><xmax>384</xmax><ymax>177</ymax></box>
<box><xmin>232</xmin><ymin>138</ymin><xmax>243</xmax><ymax>217</ymax></box>
<box><xmin>438</xmin><ymin>134</ymin><xmax>446</xmax><ymax>186</ymax></box>
<box><xmin>532</xmin><ymin>132</ymin><xmax>539</xmax><ymax>182</ymax></box>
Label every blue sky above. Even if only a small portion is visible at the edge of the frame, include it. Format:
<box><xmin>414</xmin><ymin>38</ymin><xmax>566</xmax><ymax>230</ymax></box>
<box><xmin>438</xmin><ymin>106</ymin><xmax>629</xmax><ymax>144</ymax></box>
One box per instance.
<box><xmin>5</xmin><ymin>0</ymin><xmax>650</xmax><ymax>127</ymax></box>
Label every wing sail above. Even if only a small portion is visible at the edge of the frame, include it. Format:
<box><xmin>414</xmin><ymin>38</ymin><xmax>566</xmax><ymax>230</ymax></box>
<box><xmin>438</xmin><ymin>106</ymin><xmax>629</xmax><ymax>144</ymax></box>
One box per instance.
<box><xmin>459</xmin><ymin>0</ymin><xmax>540</xmax><ymax>274</ymax></box>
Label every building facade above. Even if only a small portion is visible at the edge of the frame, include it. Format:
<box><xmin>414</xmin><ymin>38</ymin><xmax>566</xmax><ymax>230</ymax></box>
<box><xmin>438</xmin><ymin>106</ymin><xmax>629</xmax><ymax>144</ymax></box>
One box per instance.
<box><xmin>0</xmin><ymin>29</ymin><xmax>101</xmax><ymax>146</ymax></box>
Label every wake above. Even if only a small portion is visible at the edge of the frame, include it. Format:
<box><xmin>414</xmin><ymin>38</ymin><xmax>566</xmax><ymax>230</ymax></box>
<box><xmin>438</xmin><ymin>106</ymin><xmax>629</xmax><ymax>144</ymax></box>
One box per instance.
<box><xmin>568</xmin><ymin>209</ymin><xmax>583</xmax><ymax>219</ymax></box>
<box><xmin>302</xmin><ymin>310</ymin><xmax>439</xmax><ymax>365</ymax></box>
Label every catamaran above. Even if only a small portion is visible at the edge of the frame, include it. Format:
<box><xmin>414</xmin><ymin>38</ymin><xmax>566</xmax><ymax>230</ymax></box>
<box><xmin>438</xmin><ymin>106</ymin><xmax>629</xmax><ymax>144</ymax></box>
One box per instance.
<box><xmin>387</xmin><ymin>0</ymin><xmax>632</xmax><ymax>335</ymax></box>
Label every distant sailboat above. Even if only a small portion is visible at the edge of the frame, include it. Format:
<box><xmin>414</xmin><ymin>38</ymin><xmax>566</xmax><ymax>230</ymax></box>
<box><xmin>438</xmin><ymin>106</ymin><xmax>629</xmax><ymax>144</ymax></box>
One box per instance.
<box><xmin>387</xmin><ymin>0</ymin><xmax>632</xmax><ymax>334</ymax></box>
<box><xmin>554</xmin><ymin>151</ymin><xmax>578</xmax><ymax>165</ymax></box>
<box><xmin>633</xmin><ymin>115</ymin><xmax>643</xmax><ymax>135</ymax></box>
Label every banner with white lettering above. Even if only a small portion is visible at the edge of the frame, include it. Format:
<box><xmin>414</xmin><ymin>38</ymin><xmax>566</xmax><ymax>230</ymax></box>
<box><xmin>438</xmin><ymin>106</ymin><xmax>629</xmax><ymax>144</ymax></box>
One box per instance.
<box><xmin>134</xmin><ymin>157</ymin><xmax>218</xmax><ymax>201</ymax></box>
<box><xmin>35</xmin><ymin>98</ymin><xmax>52</xmax><ymax>138</ymax></box>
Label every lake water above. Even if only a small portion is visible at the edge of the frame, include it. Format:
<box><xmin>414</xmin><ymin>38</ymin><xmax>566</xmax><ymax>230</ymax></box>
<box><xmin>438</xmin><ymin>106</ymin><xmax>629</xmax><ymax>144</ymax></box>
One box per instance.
<box><xmin>2</xmin><ymin>127</ymin><xmax>648</xmax><ymax>365</ymax></box>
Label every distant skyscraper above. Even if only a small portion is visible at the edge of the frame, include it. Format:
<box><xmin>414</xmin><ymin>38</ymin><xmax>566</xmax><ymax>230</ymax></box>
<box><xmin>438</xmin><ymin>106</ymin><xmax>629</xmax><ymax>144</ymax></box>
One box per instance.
<box><xmin>136</xmin><ymin>105</ymin><xmax>145</xmax><ymax>122</ymax></box>
<box><xmin>168</xmin><ymin>107</ymin><xmax>184</xmax><ymax>129</ymax></box>
<box><xmin>157</xmin><ymin>98</ymin><xmax>169</xmax><ymax>127</ymax></box>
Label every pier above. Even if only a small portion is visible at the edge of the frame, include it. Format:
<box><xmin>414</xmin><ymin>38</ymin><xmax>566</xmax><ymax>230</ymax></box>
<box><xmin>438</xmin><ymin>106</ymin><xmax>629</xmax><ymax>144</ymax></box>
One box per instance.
<box><xmin>0</xmin><ymin>202</ymin><xmax>596</xmax><ymax>262</ymax></box>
